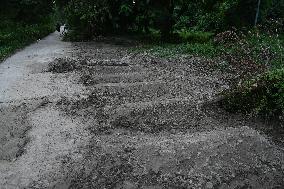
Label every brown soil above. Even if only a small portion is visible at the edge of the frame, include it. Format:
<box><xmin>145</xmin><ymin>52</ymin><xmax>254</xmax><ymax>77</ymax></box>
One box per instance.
<box><xmin>47</xmin><ymin>39</ymin><xmax>284</xmax><ymax>189</ymax></box>
<box><xmin>1</xmin><ymin>33</ymin><xmax>284</xmax><ymax>189</ymax></box>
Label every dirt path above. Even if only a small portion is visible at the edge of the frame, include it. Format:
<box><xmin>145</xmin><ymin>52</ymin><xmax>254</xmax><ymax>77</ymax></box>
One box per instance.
<box><xmin>0</xmin><ymin>32</ymin><xmax>87</xmax><ymax>188</ymax></box>
<box><xmin>0</xmin><ymin>33</ymin><xmax>284</xmax><ymax>189</ymax></box>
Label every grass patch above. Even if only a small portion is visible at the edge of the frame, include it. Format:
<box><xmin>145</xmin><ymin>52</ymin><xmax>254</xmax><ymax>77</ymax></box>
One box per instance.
<box><xmin>133</xmin><ymin>30</ymin><xmax>283</xmax><ymax>68</ymax></box>
<box><xmin>175</xmin><ymin>29</ymin><xmax>214</xmax><ymax>43</ymax></box>
<box><xmin>247</xmin><ymin>33</ymin><xmax>284</xmax><ymax>68</ymax></box>
<box><xmin>142</xmin><ymin>42</ymin><xmax>218</xmax><ymax>58</ymax></box>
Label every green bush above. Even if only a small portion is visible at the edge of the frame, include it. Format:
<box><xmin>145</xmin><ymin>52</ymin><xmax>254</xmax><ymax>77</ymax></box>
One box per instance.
<box><xmin>0</xmin><ymin>0</ymin><xmax>54</xmax><ymax>24</ymax></box>
<box><xmin>176</xmin><ymin>29</ymin><xmax>214</xmax><ymax>43</ymax></box>
<box><xmin>175</xmin><ymin>0</ymin><xmax>283</xmax><ymax>32</ymax></box>
<box><xmin>221</xmin><ymin>69</ymin><xmax>284</xmax><ymax>119</ymax></box>
<box><xmin>0</xmin><ymin>19</ymin><xmax>54</xmax><ymax>61</ymax></box>
<box><xmin>246</xmin><ymin>32</ymin><xmax>284</xmax><ymax>68</ymax></box>
<box><xmin>137</xmin><ymin>40</ymin><xmax>217</xmax><ymax>58</ymax></box>
<box><xmin>64</xmin><ymin>0</ymin><xmax>113</xmax><ymax>40</ymax></box>
<box><xmin>59</xmin><ymin>0</ymin><xmax>284</xmax><ymax>40</ymax></box>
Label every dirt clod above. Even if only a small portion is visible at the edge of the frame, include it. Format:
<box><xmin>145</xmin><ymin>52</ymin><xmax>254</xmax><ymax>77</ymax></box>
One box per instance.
<box><xmin>48</xmin><ymin>58</ymin><xmax>82</xmax><ymax>73</ymax></box>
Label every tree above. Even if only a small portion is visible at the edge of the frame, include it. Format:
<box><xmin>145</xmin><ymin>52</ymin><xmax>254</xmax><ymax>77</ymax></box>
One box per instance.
<box><xmin>0</xmin><ymin>0</ymin><xmax>54</xmax><ymax>23</ymax></box>
<box><xmin>255</xmin><ymin>0</ymin><xmax>261</xmax><ymax>26</ymax></box>
<box><xmin>59</xmin><ymin>0</ymin><xmax>282</xmax><ymax>40</ymax></box>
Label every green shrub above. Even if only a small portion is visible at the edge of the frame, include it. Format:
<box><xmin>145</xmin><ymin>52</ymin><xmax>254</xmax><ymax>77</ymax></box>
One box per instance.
<box><xmin>137</xmin><ymin>28</ymin><xmax>283</xmax><ymax>121</ymax></box>
<box><xmin>0</xmin><ymin>0</ymin><xmax>54</xmax><ymax>24</ymax></box>
<box><xmin>0</xmin><ymin>19</ymin><xmax>54</xmax><ymax>61</ymax></box>
<box><xmin>137</xmin><ymin>41</ymin><xmax>218</xmax><ymax>58</ymax></box>
<box><xmin>64</xmin><ymin>0</ymin><xmax>113</xmax><ymax>40</ymax></box>
<box><xmin>221</xmin><ymin>69</ymin><xmax>284</xmax><ymax>119</ymax></box>
<box><xmin>176</xmin><ymin>29</ymin><xmax>214</xmax><ymax>43</ymax></box>
<box><xmin>246</xmin><ymin>33</ymin><xmax>284</xmax><ymax>68</ymax></box>
<box><xmin>59</xmin><ymin>0</ymin><xmax>284</xmax><ymax>40</ymax></box>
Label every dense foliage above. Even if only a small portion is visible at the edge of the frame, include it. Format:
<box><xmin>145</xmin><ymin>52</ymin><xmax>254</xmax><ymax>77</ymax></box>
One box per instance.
<box><xmin>56</xmin><ymin>0</ymin><xmax>284</xmax><ymax>40</ymax></box>
<box><xmin>0</xmin><ymin>0</ymin><xmax>55</xmax><ymax>61</ymax></box>
<box><xmin>222</xmin><ymin>68</ymin><xmax>284</xmax><ymax>120</ymax></box>
<box><xmin>217</xmin><ymin>25</ymin><xmax>284</xmax><ymax>120</ymax></box>
<box><xmin>0</xmin><ymin>0</ymin><xmax>54</xmax><ymax>23</ymax></box>
<box><xmin>0</xmin><ymin>20</ymin><xmax>54</xmax><ymax>61</ymax></box>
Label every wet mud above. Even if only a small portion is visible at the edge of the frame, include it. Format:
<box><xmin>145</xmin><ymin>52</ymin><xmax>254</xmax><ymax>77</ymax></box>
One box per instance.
<box><xmin>46</xmin><ymin>39</ymin><xmax>284</xmax><ymax>188</ymax></box>
<box><xmin>1</xmin><ymin>33</ymin><xmax>284</xmax><ymax>189</ymax></box>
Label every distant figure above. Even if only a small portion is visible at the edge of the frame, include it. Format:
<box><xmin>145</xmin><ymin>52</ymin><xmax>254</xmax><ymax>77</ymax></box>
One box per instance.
<box><xmin>56</xmin><ymin>23</ymin><xmax>61</xmax><ymax>32</ymax></box>
<box><xmin>61</xmin><ymin>24</ymin><xmax>68</xmax><ymax>36</ymax></box>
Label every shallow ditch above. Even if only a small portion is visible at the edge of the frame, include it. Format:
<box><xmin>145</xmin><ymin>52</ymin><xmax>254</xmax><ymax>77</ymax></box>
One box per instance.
<box><xmin>0</xmin><ymin>100</ymin><xmax>47</xmax><ymax>161</ymax></box>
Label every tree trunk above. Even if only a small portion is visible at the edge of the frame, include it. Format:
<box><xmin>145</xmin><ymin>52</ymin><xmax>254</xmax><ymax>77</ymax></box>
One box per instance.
<box><xmin>254</xmin><ymin>0</ymin><xmax>261</xmax><ymax>26</ymax></box>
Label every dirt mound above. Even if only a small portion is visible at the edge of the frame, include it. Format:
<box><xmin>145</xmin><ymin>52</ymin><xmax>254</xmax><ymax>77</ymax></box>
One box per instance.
<box><xmin>21</xmin><ymin>37</ymin><xmax>283</xmax><ymax>188</ymax></box>
<box><xmin>48</xmin><ymin>58</ymin><xmax>83</xmax><ymax>73</ymax></box>
<box><xmin>108</xmin><ymin>99</ymin><xmax>205</xmax><ymax>133</ymax></box>
<box><xmin>52</xmin><ymin>127</ymin><xmax>284</xmax><ymax>189</ymax></box>
<box><xmin>80</xmin><ymin>72</ymin><xmax>150</xmax><ymax>86</ymax></box>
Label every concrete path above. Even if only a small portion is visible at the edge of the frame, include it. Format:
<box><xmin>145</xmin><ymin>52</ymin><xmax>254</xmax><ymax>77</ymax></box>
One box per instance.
<box><xmin>0</xmin><ymin>32</ymin><xmax>87</xmax><ymax>188</ymax></box>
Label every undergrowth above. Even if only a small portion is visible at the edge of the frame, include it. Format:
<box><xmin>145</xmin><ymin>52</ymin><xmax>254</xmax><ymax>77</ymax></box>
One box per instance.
<box><xmin>133</xmin><ymin>28</ymin><xmax>284</xmax><ymax>120</ymax></box>
<box><xmin>221</xmin><ymin>69</ymin><xmax>284</xmax><ymax>120</ymax></box>
<box><xmin>0</xmin><ymin>19</ymin><xmax>54</xmax><ymax>62</ymax></box>
<box><xmin>218</xmin><ymin>31</ymin><xmax>284</xmax><ymax>120</ymax></box>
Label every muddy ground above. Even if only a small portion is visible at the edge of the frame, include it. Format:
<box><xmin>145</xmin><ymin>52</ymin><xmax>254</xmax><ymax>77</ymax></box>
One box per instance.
<box><xmin>0</xmin><ymin>33</ymin><xmax>284</xmax><ymax>189</ymax></box>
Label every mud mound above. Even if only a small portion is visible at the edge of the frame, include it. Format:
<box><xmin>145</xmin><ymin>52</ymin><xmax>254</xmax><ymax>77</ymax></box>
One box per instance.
<box><xmin>41</xmin><ymin>39</ymin><xmax>284</xmax><ymax>188</ymax></box>
<box><xmin>107</xmin><ymin>99</ymin><xmax>212</xmax><ymax>134</ymax></box>
<box><xmin>83</xmin><ymin>98</ymin><xmax>228</xmax><ymax>135</ymax></box>
<box><xmin>69</xmin><ymin>152</ymin><xmax>134</xmax><ymax>189</ymax></box>
<box><xmin>87</xmin><ymin>59</ymin><xmax>129</xmax><ymax>67</ymax></box>
<box><xmin>48</xmin><ymin>58</ymin><xmax>83</xmax><ymax>73</ymax></box>
<box><xmin>81</xmin><ymin>64</ymin><xmax>146</xmax><ymax>78</ymax></box>
<box><xmin>52</xmin><ymin>127</ymin><xmax>284</xmax><ymax>189</ymax></box>
<box><xmin>56</xmin><ymin>81</ymin><xmax>169</xmax><ymax>114</ymax></box>
<box><xmin>80</xmin><ymin>72</ymin><xmax>151</xmax><ymax>86</ymax></box>
<box><xmin>57</xmin><ymin>97</ymin><xmax>210</xmax><ymax>135</ymax></box>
